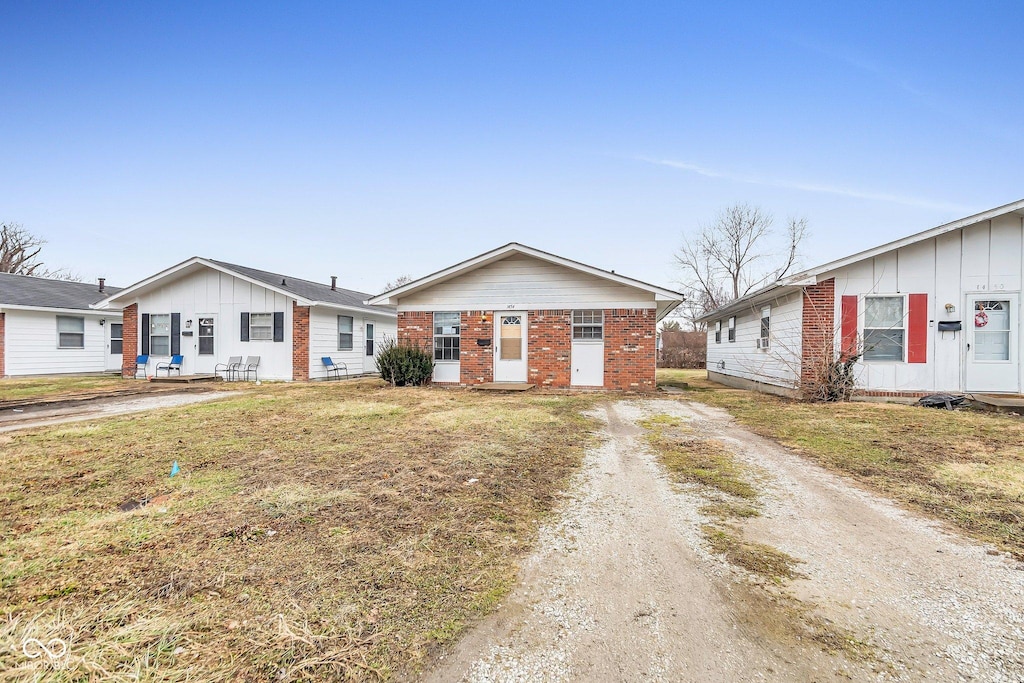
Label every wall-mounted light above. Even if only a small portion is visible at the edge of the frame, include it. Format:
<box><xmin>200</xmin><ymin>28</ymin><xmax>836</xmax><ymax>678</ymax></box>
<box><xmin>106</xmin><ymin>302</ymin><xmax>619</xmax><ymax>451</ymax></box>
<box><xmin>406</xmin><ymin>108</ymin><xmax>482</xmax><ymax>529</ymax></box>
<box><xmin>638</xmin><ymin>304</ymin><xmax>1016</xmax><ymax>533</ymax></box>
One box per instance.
<box><xmin>185</xmin><ymin>319</ymin><xmax>193</xmax><ymax>329</ymax></box>
<box><xmin>99</xmin><ymin>318</ymin><xmax>106</xmax><ymax>326</ymax></box>
<box><xmin>944</xmin><ymin>303</ymin><xmax>956</xmax><ymax>314</ymax></box>
<box><xmin>480</xmin><ymin>313</ymin><xmax>489</xmax><ymax>324</ymax></box>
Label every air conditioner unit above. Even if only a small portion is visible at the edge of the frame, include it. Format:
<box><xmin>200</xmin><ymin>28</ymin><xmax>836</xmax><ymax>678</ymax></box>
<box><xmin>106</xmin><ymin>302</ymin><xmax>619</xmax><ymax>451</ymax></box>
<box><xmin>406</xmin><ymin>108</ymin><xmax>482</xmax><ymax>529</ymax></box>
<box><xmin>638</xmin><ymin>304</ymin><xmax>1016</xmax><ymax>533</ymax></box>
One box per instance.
<box><xmin>757</xmin><ymin>338</ymin><xmax>770</xmax><ymax>349</ymax></box>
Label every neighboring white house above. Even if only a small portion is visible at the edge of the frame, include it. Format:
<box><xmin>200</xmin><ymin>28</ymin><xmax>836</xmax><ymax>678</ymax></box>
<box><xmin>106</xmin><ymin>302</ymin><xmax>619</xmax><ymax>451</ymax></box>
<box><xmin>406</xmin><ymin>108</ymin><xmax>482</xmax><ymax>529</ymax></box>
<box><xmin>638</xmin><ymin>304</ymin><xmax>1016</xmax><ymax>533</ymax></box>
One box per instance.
<box><xmin>368</xmin><ymin>243</ymin><xmax>684</xmax><ymax>391</ymax></box>
<box><xmin>0</xmin><ymin>273</ymin><xmax>123</xmax><ymax>377</ymax></box>
<box><xmin>94</xmin><ymin>258</ymin><xmax>396</xmax><ymax>381</ymax></box>
<box><xmin>701</xmin><ymin>199</ymin><xmax>1024</xmax><ymax>397</ymax></box>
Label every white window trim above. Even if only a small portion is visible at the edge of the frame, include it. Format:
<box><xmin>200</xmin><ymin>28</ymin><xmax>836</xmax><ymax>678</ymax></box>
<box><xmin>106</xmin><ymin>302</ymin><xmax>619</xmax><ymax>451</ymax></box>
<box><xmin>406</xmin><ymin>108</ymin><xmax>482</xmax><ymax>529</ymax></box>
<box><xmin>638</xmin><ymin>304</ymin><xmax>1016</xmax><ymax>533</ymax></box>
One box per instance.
<box><xmin>727</xmin><ymin>316</ymin><xmax>736</xmax><ymax>343</ymax></box>
<box><xmin>338</xmin><ymin>315</ymin><xmax>354</xmax><ymax>351</ymax></box>
<box><xmin>572</xmin><ymin>309</ymin><xmax>604</xmax><ymax>341</ymax></box>
<box><xmin>758</xmin><ymin>305</ymin><xmax>771</xmax><ymax>349</ymax></box>
<box><xmin>56</xmin><ymin>315</ymin><xmax>85</xmax><ymax>349</ymax></box>
<box><xmin>434</xmin><ymin>311</ymin><xmax>461</xmax><ymax>362</ymax></box>
<box><xmin>149</xmin><ymin>313</ymin><xmax>171</xmax><ymax>356</ymax></box>
<box><xmin>714</xmin><ymin>320</ymin><xmax>721</xmax><ymax>344</ymax></box>
<box><xmin>249</xmin><ymin>312</ymin><xmax>274</xmax><ymax>342</ymax></box>
<box><xmin>862</xmin><ymin>294</ymin><xmax>907</xmax><ymax>363</ymax></box>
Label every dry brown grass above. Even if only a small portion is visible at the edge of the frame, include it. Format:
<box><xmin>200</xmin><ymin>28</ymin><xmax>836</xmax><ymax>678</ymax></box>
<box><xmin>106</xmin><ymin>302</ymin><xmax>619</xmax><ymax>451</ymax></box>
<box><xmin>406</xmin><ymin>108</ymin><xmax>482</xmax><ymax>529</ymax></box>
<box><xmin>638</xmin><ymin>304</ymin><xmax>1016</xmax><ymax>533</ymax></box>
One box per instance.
<box><xmin>0</xmin><ymin>375</ymin><xmax>197</xmax><ymax>408</ymax></box>
<box><xmin>659</xmin><ymin>368</ymin><xmax>1024</xmax><ymax>559</ymax></box>
<box><xmin>0</xmin><ymin>380</ymin><xmax>597</xmax><ymax>681</ymax></box>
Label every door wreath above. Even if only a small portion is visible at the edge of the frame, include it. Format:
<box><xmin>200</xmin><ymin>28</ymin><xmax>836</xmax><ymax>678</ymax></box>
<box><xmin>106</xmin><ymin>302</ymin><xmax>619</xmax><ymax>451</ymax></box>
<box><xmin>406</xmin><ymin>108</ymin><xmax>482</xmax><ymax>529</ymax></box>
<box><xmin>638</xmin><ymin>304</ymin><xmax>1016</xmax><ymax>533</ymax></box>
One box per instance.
<box><xmin>974</xmin><ymin>310</ymin><xmax>989</xmax><ymax>327</ymax></box>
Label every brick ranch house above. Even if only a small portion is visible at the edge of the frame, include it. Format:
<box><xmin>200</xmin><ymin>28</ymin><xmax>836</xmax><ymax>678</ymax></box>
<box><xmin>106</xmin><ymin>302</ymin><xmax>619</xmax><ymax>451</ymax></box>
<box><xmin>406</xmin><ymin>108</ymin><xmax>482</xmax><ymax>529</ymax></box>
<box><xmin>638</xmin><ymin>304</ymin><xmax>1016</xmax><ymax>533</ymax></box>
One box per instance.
<box><xmin>94</xmin><ymin>258</ymin><xmax>396</xmax><ymax>381</ymax></box>
<box><xmin>701</xmin><ymin>199</ymin><xmax>1024</xmax><ymax>398</ymax></box>
<box><xmin>367</xmin><ymin>243</ymin><xmax>684</xmax><ymax>391</ymax></box>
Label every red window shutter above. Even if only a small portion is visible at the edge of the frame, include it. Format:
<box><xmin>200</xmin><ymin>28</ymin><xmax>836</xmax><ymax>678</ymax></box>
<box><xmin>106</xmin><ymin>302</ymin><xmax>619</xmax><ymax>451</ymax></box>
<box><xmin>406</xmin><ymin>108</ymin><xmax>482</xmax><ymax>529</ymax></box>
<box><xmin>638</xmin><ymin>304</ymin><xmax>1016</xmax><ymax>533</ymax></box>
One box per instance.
<box><xmin>841</xmin><ymin>296</ymin><xmax>858</xmax><ymax>358</ymax></box>
<box><xmin>907</xmin><ymin>293</ymin><xmax>928</xmax><ymax>363</ymax></box>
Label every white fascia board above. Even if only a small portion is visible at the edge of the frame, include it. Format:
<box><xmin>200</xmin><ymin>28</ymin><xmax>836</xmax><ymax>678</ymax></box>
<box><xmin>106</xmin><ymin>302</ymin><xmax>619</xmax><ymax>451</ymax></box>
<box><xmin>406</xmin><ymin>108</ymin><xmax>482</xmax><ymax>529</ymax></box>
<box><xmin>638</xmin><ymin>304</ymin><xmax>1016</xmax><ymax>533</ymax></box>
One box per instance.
<box><xmin>2</xmin><ymin>304</ymin><xmax>123</xmax><ymax>316</ymax></box>
<box><xmin>310</xmin><ymin>301</ymin><xmax>397</xmax><ymax>318</ymax></box>
<box><xmin>396</xmin><ymin>301</ymin><xmax>658</xmax><ymax>313</ymax></box>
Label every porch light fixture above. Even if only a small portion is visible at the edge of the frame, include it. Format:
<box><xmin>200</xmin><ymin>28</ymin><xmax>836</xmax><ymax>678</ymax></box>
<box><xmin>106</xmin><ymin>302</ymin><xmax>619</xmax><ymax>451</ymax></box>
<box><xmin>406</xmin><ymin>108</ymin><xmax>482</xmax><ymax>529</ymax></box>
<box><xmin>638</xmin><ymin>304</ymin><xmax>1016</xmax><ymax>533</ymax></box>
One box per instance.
<box><xmin>480</xmin><ymin>313</ymin><xmax>489</xmax><ymax>324</ymax></box>
<box><xmin>99</xmin><ymin>318</ymin><xmax>106</xmax><ymax>326</ymax></box>
<box><xmin>944</xmin><ymin>303</ymin><xmax>956</xmax><ymax>314</ymax></box>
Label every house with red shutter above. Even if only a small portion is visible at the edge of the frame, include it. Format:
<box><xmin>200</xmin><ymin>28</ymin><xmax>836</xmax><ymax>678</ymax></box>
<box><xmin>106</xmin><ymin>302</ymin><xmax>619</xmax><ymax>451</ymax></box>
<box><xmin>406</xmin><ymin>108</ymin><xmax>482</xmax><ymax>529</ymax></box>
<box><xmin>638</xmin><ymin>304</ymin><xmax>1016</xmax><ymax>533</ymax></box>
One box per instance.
<box><xmin>367</xmin><ymin>243</ymin><xmax>684</xmax><ymax>391</ymax></box>
<box><xmin>700</xmin><ymin>200</ymin><xmax>1024</xmax><ymax>398</ymax></box>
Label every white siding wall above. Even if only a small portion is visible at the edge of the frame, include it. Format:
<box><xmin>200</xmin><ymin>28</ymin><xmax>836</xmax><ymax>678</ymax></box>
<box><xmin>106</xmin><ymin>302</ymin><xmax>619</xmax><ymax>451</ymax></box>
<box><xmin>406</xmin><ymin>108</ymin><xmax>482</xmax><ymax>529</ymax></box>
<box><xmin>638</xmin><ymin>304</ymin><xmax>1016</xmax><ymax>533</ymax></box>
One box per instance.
<box><xmin>399</xmin><ymin>254</ymin><xmax>657</xmax><ymax>310</ymax></box>
<box><xmin>705</xmin><ymin>292</ymin><xmax>803</xmax><ymax>389</ymax></box>
<box><xmin>134</xmin><ymin>270</ymin><xmax>294</xmax><ymax>381</ymax></box>
<box><xmin>307</xmin><ymin>308</ymin><xmax>396</xmax><ymax>380</ymax></box>
<box><xmin>4</xmin><ymin>309</ymin><xmax>120</xmax><ymax>376</ymax></box>
<box><xmin>829</xmin><ymin>216</ymin><xmax>1024</xmax><ymax>393</ymax></box>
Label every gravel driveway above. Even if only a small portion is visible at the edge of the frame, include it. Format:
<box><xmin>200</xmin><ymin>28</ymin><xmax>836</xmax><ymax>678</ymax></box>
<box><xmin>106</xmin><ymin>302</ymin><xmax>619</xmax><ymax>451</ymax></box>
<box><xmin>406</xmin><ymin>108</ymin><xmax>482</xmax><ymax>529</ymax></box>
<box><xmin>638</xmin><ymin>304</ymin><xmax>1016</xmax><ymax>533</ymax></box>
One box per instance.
<box><xmin>420</xmin><ymin>399</ymin><xmax>1024</xmax><ymax>682</ymax></box>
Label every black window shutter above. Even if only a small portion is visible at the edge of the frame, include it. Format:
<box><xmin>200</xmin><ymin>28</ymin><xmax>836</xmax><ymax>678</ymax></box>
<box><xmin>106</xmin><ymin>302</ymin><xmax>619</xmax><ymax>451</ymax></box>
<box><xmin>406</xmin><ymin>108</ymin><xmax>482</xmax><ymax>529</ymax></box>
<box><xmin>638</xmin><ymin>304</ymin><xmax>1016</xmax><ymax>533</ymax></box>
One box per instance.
<box><xmin>170</xmin><ymin>313</ymin><xmax>181</xmax><ymax>355</ymax></box>
<box><xmin>141</xmin><ymin>314</ymin><xmax>150</xmax><ymax>355</ymax></box>
<box><xmin>240</xmin><ymin>312</ymin><xmax>249</xmax><ymax>342</ymax></box>
<box><xmin>273</xmin><ymin>312</ymin><xmax>284</xmax><ymax>342</ymax></box>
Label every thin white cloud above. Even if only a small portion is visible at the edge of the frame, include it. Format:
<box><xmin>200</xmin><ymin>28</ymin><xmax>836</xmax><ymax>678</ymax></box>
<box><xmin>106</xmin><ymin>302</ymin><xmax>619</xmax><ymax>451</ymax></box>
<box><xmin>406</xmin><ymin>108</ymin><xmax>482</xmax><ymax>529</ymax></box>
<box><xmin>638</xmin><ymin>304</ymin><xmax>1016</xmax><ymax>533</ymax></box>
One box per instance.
<box><xmin>643</xmin><ymin>158</ymin><xmax>973</xmax><ymax>213</ymax></box>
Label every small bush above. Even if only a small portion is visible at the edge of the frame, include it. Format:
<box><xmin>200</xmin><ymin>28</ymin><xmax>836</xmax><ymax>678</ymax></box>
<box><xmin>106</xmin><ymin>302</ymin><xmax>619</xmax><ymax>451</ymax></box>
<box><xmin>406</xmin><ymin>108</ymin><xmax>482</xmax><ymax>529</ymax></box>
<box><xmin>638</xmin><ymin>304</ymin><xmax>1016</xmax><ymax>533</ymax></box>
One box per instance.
<box><xmin>376</xmin><ymin>336</ymin><xmax>434</xmax><ymax>386</ymax></box>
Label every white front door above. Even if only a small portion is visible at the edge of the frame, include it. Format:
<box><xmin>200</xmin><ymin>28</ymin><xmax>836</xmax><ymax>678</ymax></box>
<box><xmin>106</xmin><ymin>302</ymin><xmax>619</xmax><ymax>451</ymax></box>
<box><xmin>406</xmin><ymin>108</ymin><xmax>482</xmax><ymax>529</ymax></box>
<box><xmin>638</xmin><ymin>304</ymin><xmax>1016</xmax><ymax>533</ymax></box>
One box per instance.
<box><xmin>365</xmin><ymin>322</ymin><xmax>376</xmax><ymax>359</ymax></box>
<box><xmin>965</xmin><ymin>295</ymin><xmax>1018</xmax><ymax>392</ymax></box>
<box><xmin>494</xmin><ymin>312</ymin><xmax>527</xmax><ymax>382</ymax></box>
<box><xmin>193</xmin><ymin>315</ymin><xmax>217</xmax><ymax>374</ymax></box>
<box><xmin>106</xmin><ymin>321</ymin><xmax>124</xmax><ymax>372</ymax></box>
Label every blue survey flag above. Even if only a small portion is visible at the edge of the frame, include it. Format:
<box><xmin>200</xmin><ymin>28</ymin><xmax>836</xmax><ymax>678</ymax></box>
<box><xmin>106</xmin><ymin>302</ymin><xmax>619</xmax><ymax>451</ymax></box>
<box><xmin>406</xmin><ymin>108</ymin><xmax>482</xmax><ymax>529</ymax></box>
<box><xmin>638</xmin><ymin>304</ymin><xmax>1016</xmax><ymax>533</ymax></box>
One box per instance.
<box><xmin>170</xmin><ymin>461</ymin><xmax>180</xmax><ymax>478</ymax></box>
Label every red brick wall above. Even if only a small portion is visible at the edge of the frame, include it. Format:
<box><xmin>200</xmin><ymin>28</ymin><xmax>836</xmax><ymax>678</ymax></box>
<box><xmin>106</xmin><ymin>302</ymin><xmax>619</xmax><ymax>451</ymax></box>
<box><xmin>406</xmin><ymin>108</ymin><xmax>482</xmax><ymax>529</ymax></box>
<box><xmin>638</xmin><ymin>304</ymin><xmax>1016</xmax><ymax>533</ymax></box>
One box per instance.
<box><xmin>604</xmin><ymin>308</ymin><xmax>657</xmax><ymax>391</ymax></box>
<box><xmin>121</xmin><ymin>303</ymin><xmax>138</xmax><ymax>378</ymax></box>
<box><xmin>459</xmin><ymin>311</ymin><xmax>493</xmax><ymax>384</ymax></box>
<box><xmin>800</xmin><ymin>278</ymin><xmax>836</xmax><ymax>393</ymax></box>
<box><xmin>528</xmin><ymin>310</ymin><xmax>572</xmax><ymax>387</ymax></box>
<box><xmin>398</xmin><ymin>307</ymin><xmax>659</xmax><ymax>391</ymax></box>
<box><xmin>0</xmin><ymin>312</ymin><xmax>5</xmax><ymax>378</ymax></box>
<box><xmin>292</xmin><ymin>302</ymin><xmax>310</xmax><ymax>381</ymax></box>
<box><xmin>397</xmin><ymin>311</ymin><xmax>432</xmax><ymax>349</ymax></box>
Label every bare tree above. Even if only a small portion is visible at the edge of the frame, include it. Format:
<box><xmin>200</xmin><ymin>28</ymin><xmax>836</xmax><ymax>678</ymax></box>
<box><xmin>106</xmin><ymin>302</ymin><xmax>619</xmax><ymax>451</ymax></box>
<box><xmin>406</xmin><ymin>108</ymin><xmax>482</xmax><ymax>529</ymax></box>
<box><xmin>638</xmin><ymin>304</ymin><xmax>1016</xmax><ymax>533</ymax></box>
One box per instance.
<box><xmin>0</xmin><ymin>222</ymin><xmax>46</xmax><ymax>275</ymax></box>
<box><xmin>382</xmin><ymin>275</ymin><xmax>413</xmax><ymax>291</ymax></box>
<box><xmin>675</xmin><ymin>203</ymin><xmax>807</xmax><ymax>329</ymax></box>
<box><xmin>0</xmin><ymin>222</ymin><xmax>81</xmax><ymax>281</ymax></box>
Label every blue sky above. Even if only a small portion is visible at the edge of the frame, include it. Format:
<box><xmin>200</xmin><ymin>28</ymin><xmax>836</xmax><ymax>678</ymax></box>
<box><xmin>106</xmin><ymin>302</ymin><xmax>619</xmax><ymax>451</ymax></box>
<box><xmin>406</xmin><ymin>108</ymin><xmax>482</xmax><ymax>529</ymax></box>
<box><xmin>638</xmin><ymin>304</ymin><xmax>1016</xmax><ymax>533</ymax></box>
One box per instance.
<box><xmin>2</xmin><ymin>2</ymin><xmax>1021</xmax><ymax>294</ymax></box>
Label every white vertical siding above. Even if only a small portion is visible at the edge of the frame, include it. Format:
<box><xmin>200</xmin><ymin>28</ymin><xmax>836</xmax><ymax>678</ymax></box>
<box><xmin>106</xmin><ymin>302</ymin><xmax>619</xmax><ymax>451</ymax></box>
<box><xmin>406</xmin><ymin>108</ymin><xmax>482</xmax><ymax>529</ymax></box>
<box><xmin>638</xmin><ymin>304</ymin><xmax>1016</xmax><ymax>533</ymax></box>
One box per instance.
<box><xmin>830</xmin><ymin>217</ymin><xmax>1024</xmax><ymax>393</ymax></box>
<box><xmin>705</xmin><ymin>291</ymin><xmax>802</xmax><ymax>389</ymax></box>
<box><xmin>134</xmin><ymin>271</ymin><xmax>294</xmax><ymax>381</ymax></box>
<box><xmin>3</xmin><ymin>309</ymin><xmax>120</xmax><ymax>376</ymax></box>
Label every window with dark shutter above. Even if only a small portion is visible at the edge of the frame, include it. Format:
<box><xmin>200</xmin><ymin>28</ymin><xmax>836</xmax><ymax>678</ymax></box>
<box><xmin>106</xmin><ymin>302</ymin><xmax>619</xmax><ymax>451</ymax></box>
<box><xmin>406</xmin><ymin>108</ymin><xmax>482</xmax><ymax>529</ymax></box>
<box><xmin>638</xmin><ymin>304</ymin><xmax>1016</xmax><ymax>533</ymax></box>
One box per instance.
<box><xmin>273</xmin><ymin>312</ymin><xmax>284</xmax><ymax>342</ymax></box>
<box><xmin>240</xmin><ymin>312</ymin><xmax>250</xmax><ymax>342</ymax></box>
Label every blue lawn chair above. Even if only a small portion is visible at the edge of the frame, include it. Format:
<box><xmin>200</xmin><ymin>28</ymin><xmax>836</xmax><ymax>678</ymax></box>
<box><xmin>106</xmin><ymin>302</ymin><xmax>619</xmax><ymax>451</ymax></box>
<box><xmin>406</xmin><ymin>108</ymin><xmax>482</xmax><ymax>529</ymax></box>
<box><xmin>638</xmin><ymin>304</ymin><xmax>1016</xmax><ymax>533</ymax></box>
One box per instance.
<box><xmin>156</xmin><ymin>355</ymin><xmax>184</xmax><ymax>377</ymax></box>
<box><xmin>134</xmin><ymin>354</ymin><xmax>149</xmax><ymax>379</ymax></box>
<box><xmin>322</xmin><ymin>357</ymin><xmax>348</xmax><ymax>380</ymax></box>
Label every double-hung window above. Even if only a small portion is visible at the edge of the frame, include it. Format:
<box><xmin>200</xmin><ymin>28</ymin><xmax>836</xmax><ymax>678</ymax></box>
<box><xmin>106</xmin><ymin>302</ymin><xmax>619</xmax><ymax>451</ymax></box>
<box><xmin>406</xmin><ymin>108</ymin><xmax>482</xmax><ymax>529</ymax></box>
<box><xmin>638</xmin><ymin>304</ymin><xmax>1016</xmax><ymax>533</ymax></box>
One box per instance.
<box><xmin>57</xmin><ymin>316</ymin><xmax>85</xmax><ymax>349</ymax></box>
<box><xmin>714</xmin><ymin>320</ymin><xmax>722</xmax><ymax>344</ymax></box>
<box><xmin>759</xmin><ymin>306</ymin><xmax>771</xmax><ymax>347</ymax></box>
<box><xmin>727</xmin><ymin>316</ymin><xmax>736</xmax><ymax>342</ymax></box>
<box><xmin>863</xmin><ymin>296</ymin><xmax>905</xmax><ymax>361</ymax></box>
<box><xmin>110</xmin><ymin>323</ymin><xmax>124</xmax><ymax>354</ymax></box>
<box><xmin>434</xmin><ymin>312</ymin><xmax>460</xmax><ymax>361</ymax></box>
<box><xmin>150</xmin><ymin>314</ymin><xmax>171</xmax><ymax>356</ymax></box>
<box><xmin>249</xmin><ymin>313</ymin><xmax>274</xmax><ymax>341</ymax></box>
<box><xmin>572</xmin><ymin>310</ymin><xmax>603</xmax><ymax>339</ymax></box>
<box><xmin>337</xmin><ymin>316</ymin><xmax>354</xmax><ymax>350</ymax></box>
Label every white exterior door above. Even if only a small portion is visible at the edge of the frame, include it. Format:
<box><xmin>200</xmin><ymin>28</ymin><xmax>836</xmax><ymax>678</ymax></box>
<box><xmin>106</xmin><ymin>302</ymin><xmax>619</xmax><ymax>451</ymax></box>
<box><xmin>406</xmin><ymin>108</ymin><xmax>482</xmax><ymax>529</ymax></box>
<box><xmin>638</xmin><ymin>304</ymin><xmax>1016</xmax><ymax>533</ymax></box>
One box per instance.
<box><xmin>106</xmin><ymin>321</ymin><xmax>124</xmax><ymax>372</ymax></box>
<box><xmin>365</xmin><ymin>322</ymin><xmax>376</xmax><ymax>360</ymax></box>
<box><xmin>571</xmin><ymin>309</ymin><xmax>605</xmax><ymax>387</ymax></box>
<box><xmin>494</xmin><ymin>312</ymin><xmax>527</xmax><ymax>382</ymax></box>
<box><xmin>193</xmin><ymin>315</ymin><xmax>217</xmax><ymax>374</ymax></box>
<box><xmin>965</xmin><ymin>295</ymin><xmax>1018</xmax><ymax>392</ymax></box>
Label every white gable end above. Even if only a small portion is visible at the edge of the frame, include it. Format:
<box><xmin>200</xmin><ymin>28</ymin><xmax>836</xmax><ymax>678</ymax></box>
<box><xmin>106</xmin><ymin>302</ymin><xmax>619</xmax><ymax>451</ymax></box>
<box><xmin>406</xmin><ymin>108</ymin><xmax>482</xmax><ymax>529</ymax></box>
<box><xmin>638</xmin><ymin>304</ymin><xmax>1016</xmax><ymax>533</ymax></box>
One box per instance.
<box><xmin>397</xmin><ymin>253</ymin><xmax>657</xmax><ymax>311</ymax></box>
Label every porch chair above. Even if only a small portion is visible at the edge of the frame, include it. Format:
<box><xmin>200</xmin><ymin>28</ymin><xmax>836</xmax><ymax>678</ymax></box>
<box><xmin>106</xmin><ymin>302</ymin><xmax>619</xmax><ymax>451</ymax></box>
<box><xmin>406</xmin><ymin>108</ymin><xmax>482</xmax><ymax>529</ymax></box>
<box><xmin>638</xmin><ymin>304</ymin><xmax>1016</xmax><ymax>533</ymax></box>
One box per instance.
<box><xmin>134</xmin><ymin>355</ymin><xmax>149</xmax><ymax>379</ymax></box>
<box><xmin>322</xmin><ymin>357</ymin><xmax>348</xmax><ymax>380</ymax></box>
<box><xmin>215</xmin><ymin>356</ymin><xmax>243</xmax><ymax>381</ymax></box>
<box><xmin>238</xmin><ymin>356</ymin><xmax>260</xmax><ymax>381</ymax></box>
<box><xmin>156</xmin><ymin>355</ymin><xmax>184</xmax><ymax>377</ymax></box>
